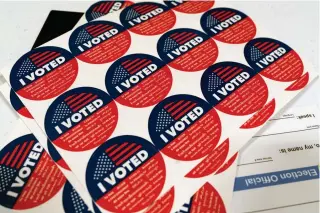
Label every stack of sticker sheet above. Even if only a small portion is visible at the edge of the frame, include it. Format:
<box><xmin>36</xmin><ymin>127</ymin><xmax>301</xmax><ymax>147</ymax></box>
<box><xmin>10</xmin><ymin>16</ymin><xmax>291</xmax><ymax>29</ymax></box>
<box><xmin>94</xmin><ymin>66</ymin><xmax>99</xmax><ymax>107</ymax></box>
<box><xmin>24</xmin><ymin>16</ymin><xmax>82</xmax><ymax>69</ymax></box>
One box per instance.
<box><xmin>0</xmin><ymin>0</ymin><xmax>317</xmax><ymax>213</ymax></box>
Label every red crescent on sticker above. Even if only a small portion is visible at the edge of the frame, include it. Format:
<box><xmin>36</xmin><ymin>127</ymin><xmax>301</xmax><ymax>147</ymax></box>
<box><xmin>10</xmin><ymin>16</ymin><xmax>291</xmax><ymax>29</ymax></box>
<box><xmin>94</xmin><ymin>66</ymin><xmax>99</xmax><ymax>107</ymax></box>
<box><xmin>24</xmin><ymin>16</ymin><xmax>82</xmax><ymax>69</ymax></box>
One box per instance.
<box><xmin>213</xmin><ymin>17</ymin><xmax>256</xmax><ymax>44</ymax></box>
<box><xmin>240</xmin><ymin>98</ymin><xmax>276</xmax><ymax>129</ymax></box>
<box><xmin>173</xmin><ymin>1</ymin><xmax>215</xmax><ymax>14</ymax></box>
<box><xmin>190</xmin><ymin>182</ymin><xmax>226</xmax><ymax>213</ymax></box>
<box><xmin>17</xmin><ymin>107</ymin><xmax>33</xmax><ymax>119</ymax></box>
<box><xmin>144</xmin><ymin>187</ymin><xmax>175</xmax><ymax>213</ymax></box>
<box><xmin>285</xmin><ymin>72</ymin><xmax>309</xmax><ymax>91</ymax></box>
<box><xmin>215</xmin><ymin>152</ymin><xmax>238</xmax><ymax>175</ymax></box>
<box><xmin>261</xmin><ymin>50</ymin><xmax>304</xmax><ymax>82</ymax></box>
<box><xmin>216</xmin><ymin>75</ymin><xmax>269</xmax><ymax>116</ymax></box>
<box><xmin>185</xmin><ymin>139</ymin><xmax>229</xmax><ymax>178</ymax></box>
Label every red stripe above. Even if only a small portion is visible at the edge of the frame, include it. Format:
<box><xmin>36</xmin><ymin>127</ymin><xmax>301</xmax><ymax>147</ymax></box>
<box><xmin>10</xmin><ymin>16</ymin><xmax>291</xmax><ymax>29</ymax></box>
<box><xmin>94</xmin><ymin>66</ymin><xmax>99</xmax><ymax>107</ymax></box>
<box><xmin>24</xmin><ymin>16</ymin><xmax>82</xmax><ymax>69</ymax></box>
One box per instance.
<box><xmin>112</xmin><ymin>143</ymin><xmax>136</xmax><ymax>161</ymax></box>
<box><xmin>100</xmin><ymin>2</ymin><xmax>110</xmax><ymax>13</ymax></box>
<box><xmin>69</xmin><ymin>93</ymin><xmax>94</xmax><ymax>111</ymax></box>
<box><xmin>1</xmin><ymin>153</ymin><xmax>10</xmax><ymax>164</ymax></box>
<box><xmin>138</xmin><ymin>5</ymin><xmax>157</xmax><ymax>14</ymax></box>
<box><xmin>212</xmin><ymin>67</ymin><xmax>223</xmax><ymax>73</ymax></box>
<box><xmin>220</xmin><ymin>12</ymin><xmax>236</xmax><ymax>21</ymax></box>
<box><xmin>171</xmin><ymin>101</ymin><xmax>191</xmax><ymax>117</ymax></box>
<box><xmin>217</xmin><ymin>11</ymin><xmax>232</xmax><ymax>20</ymax></box>
<box><xmin>171</xmin><ymin>32</ymin><xmax>187</xmax><ymax>40</ymax></box>
<box><xmin>167</xmin><ymin>100</ymin><xmax>184</xmax><ymax>113</ymax></box>
<box><xmin>220</xmin><ymin>66</ymin><xmax>238</xmax><ymax>80</ymax></box>
<box><xmin>170</xmin><ymin>33</ymin><xmax>178</xmax><ymax>39</ymax></box>
<box><xmin>254</xmin><ymin>42</ymin><xmax>261</xmax><ymax>47</ymax></box>
<box><xmin>32</xmin><ymin>51</ymin><xmax>57</xmax><ymax>64</ymax></box>
<box><xmin>6</xmin><ymin>145</ymin><xmax>20</xmax><ymax>166</ymax></box>
<box><xmin>30</xmin><ymin>52</ymin><xmax>41</xmax><ymax>58</ymax></box>
<box><xmin>30</xmin><ymin>51</ymin><xmax>51</xmax><ymax>62</ymax></box>
<box><xmin>35</xmin><ymin>53</ymin><xmax>61</xmax><ymax>67</ymax></box>
<box><xmin>93</xmin><ymin>5</ymin><xmax>100</xmax><ymax>12</ymax></box>
<box><xmin>65</xmin><ymin>94</ymin><xmax>76</xmax><ymax>102</ymax></box>
<box><xmin>214</xmin><ymin>11</ymin><xmax>226</xmax><ymax>19</ymax></box>
<box><xmin>256</xmin><ymin>42</ymin><xmax>269</xmax><ymax>49</ymax></box>
<box><xmin>260</xmin><ymin>43</ymin><xmax>276</xmax><ymax>53</ymax></box>
<box><xmin>115</xmin><ymin>145</ymin><xmax>142</xmax><ymax>166</ymax></box>
<box><xmin>106</xmin><ymin>144</ymin><xmax>118</xmax><ymax>153</ymax></box>
<box><xmin>16</xmin><ymin>141</ymin><xmax>34</xmax><ymax>169</ymax></box>
<box><xmin>128</xmin><ymin>60</ymin><xmax>151</xmax><ymax>74</ymax></box>
<box><xmin>11</xmin><ymin>142</ymin><xmax>28</xmax><ymax>168</ymax></box>
<box><xmin>123</xmin><ymin>58</ymin><xmax>141</xmax><ymax>69</ymax></box>
<box><xmin>91</xmin><ymin>26</ymin><xmax>113</xmax><ymax>37</ymax></box>
<box><xmin>66</xmin><ymin>93</ymin><xmax>87</xmax><ymax>105</ymax></box>
<box><xmin>176</xmin><ymin>34</ymin><xmax>197</xmax><ymax>45</ymax></box>
<box><xmin>87</xmin><ymin>25</ymin><xmax>110</xmax><ymax>34</ymax></box>
<box><xmin>102</xmin><ymin>2</ymin><xmax>113</xmax><ymax>14</ymax></box>
<box><xmin>97</xmin><ymin>2</ymin><xmax>106</xmax><ymax>12</ymax></box>
<box><xmin>164</xmin><ymin>102</ymin><xmax>174</xmax><ymax>109</ymax></box>
<box><xmin>108</xmin><ymin>142</ymin><xmax>128</xmax><ymax>157</ymax></box>
<box><xmin>86</xmin><ymin>24</ymin><xmax>104</xmax><ymax>32</ymax></box>
<box><xmin>174</xmin><ymin>103</ymin><xmax>197</xmax><ymax>120</ymax></box>
<box><xmin>211</xmin><ymin>11</ymin><xmax>218</xmax><ymax>15</ymax></box>
<box><xmin>72</xmin><ymin>95</ymin><xmax>98</xmax><ymax>112</ymax></box>
<box><xmin>224</xmin><ymin>68</ymin><xmax>244</xmax><ymax>82</ymax></box>
<box><xmin>264</xmin><ymin>44</ymin><xmax>280</xmax><ymax>54</ymax></box>
<box><xmin>134</xmin><ymin>5</ymin><xmax>152</xmax><ymax>13</ymax></box>
<box><xmin>126</xmin><ymin>59</ymin><xmax>147</xmax><ymax>72</ymax></box>
<box><xmin>217</xmin><ymin>66</ymin><xmax>231</xmax><ymax>76</ymax></box>
<box><xmin>175</xmin><ymin>32</ymin><xmax>194</xmax><ymax>43</ymax></box>
<box><xmin>121</xmin><ymin>60</ymin><xmax>131</xmax><ymax>66</ymax></box>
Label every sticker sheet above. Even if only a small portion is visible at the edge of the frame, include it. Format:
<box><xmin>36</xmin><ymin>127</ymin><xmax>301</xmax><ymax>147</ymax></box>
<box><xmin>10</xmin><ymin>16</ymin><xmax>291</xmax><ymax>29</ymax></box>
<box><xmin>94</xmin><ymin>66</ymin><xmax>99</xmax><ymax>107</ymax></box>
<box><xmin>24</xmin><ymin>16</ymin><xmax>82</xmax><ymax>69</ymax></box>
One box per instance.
<box><xmin>0</xmin><ymin>119</ymin><xmax>94</xmax><ymax>213</ymax></box>
<box><xmin>1</xmin><ymin>0</ymin><xmax>318</xmax><ymax>212</ymax></box>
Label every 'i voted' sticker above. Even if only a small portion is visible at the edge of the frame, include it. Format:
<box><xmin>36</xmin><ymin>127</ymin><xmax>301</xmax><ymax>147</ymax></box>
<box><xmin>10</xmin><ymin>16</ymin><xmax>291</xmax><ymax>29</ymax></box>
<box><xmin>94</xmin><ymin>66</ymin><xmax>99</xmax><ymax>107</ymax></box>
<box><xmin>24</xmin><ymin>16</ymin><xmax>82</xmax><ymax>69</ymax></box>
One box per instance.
<box><xmin>177</xmin><ymin>182</ymin><xmax>226</xmax><ymax>213</ymax></box>
<box><xmin>149</xmin><ymin>94</ymin><xmax>221</xmax><ymax>161</ymax></box>
<box><xmin>244</xmin><ymin>37</ymin><xmax>304</xmax><ymax>82</ymax></box>
<box><xmin>10</xmin><ymin>46</ymin><xmax>78</xmax><ymax>100</ymax></box>
<box><xmin>201</xmin><ymin>62</ymin><xmax>269</xmax><ymax>116</ymax></box>
<box><xmin>0</xmin><ymin>134</ymin><xmax>66</xmax><ymax>209</ymax></box>
<box><xmin>62</xmin><ymin>181</ymin><xmax>92</xmax><ymax>213</ymax></box>
<box><xmin>47</xmin><ymin>140</ymin><xmax>70</xmax><ymax>171</ymax></box>
<box><xmin>164</xmin><ymin>0</ymin><xmax>215</xmax><ymax>14</ymax></box>
<box><xmin>120</xmin><ymin>2</ymin><xmax>176</xmax><ymax>36</ymax></box>
<box><xmin>105</xmin><ymin>53</ymin><xmax>173</xmax><ymax>108</ymax></box>
<box><xmin>44</xmin><ymin>87</ymin><xmax>118</xmax><ymax>152</ymax></box>
<box><xmin>85</xmin><ymin>0</ymin><xmax>134</xmax><ymax>22</ymax></box>
<box><xmin>200</xmin><ymin>7</ymin><xmax>256</xmax><ymax>44</ymax></box>
<box><xmin>86</xmin><ymin>135</ymin><xmax>166</xmax><ymax>213</ymax></box>
<box><xmin>10</xmin><ymin>89</ymin><xmax>33</xmax><ymax>119</ymax></box>
<box><xmin>69</xmin><ymin>21</ymin><xmax>131</xmax><ymax>64</ymax></box>
<box><xmin>157</xmin><ymin>28</ymin><xmax>218</xmax><ymax>72</ymax></box>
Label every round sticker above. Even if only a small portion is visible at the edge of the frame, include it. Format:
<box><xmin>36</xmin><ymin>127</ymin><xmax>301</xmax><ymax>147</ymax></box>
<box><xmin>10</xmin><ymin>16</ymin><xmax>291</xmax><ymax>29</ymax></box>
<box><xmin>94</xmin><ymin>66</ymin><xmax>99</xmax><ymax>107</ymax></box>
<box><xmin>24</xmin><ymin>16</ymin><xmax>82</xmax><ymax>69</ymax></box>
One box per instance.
<box><xmin>201</xmin><ymin>62</ymin><xmax>269</xmax><ymax>116</ymax></box>
<box><xmin>105</xmin><ymin>53</ymin><xmax>173</xmax><ymax>108</ymax></box>
<box><xmin>69</xmin><ymin>21</ymin><xmax>131</xmax><ymax>64</ymax></box>
<box><xmin>62</xmin><ymin>181</ymin><xmax>91</xmax><ymax>213</ymax></box>
<box><xmin>86</xmin><ymin>135</ymin><xmax>166</xmax><ymax>213</ymax></box>
<box><xmin>148</xmin><ymin>94</ymin><xmax>221</xmax><ymax>161</ymax></box>
<box><xmin>47</xmin><ymin>140</ymin><xmax>70</xmax><ymax>170</ymax></box>
<box><xmin>244</xmin><ymin>37</ymin><xmax>304</xmax><ymax>82</ymax></box>
<box><xmin>86</xmin><ymin>1</ymin><xmax>134</xmax><ymax>22</ymax></box>
<box><xmin>200</xmin><ymin>7</ymin><xmax>256</xmax><ymax>44</ymax></box>
<box><xmin>10</xmin><ymin>46</ymin><xmax>78</xmax><ymax>100</ymax></box>
<box><xmin>120</xmin><ymin>2</ymin><xmax>176</xmax><ymax>36</ymax></box>
<box><xmin>10</xmin><ymin>89</ymin><xmax>32</xmax><ymax>119</ymax></box>
<box><xmin>0</xmin><ymin>134</ymin><xmax>66</xmax><ymax>209</ymax></box>
<box><xmin>44</xmin><ymin>87</ymin><xmax>118</xmax><ymax>152</ymax></box>
<box><xmin>164</xmin><ymin>0</ymin><xmax>215</xmax><ymax>14</ymax></box>
<box><xmin>178</xmin><ymin>182</ymin><xmax>226</xmax><ymax>213</ymax></box>
<box><xmin>157</xmin><ymin>28</ymin><xmax>218</xmax><ymax>72</ymax></box>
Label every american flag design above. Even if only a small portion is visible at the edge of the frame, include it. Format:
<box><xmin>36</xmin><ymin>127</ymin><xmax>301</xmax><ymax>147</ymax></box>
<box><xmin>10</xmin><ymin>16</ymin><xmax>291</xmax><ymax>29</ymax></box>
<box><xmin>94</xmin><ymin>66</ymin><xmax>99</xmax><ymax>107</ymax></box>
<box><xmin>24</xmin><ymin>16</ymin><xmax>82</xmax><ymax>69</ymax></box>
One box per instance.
<box><xmin>15</xmin><ymin>50</ymin><xmax>61</xmax><ymax>78</ymax></box>
<box><xmin>250</xmin><ymin>41</ymin><xmax>282</xmax><ymax>62</ymax></box>
<box><xmin>86</xmin><ymin>136</ymin><xmax>160</xmax><ymax>200</ymax></box>
<box><xmin>162</xmin><ymin>31</ymin><xmax>199</xmax><ymax>53</ymax></box>
<box><xmin>0</xmin><ymin>135</ymin><xmax>41</xmax><ymax>209</ymax></box>
<box><xmin>86</xmin><ymin>1</ymin><xmax>131</xmax><ymax>22</ymax></box>
<box><xmin>74</xmin><ymin>23</ymin><xmax>115</xmax><ymax>45</ymax></box>
<box><xmin>63</xmin><ymin>181</ymin><xmax>92</xmax><ymax>213</ymax></box>
<box><xmin>123</xmin><ymin>3</ymin><xmax>161</xmax><ymax>21</ymax></box>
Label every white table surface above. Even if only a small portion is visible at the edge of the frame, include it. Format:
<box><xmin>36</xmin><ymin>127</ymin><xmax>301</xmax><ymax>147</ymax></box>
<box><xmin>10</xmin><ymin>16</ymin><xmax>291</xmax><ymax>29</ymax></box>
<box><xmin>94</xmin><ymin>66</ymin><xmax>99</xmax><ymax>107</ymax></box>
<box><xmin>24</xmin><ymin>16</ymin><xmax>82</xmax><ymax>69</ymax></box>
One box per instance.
<box><xmin>0</xmin><ymin>0</ymin><xmax>319</xmax><ymax>138</ymax></box>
